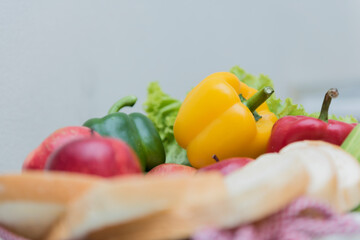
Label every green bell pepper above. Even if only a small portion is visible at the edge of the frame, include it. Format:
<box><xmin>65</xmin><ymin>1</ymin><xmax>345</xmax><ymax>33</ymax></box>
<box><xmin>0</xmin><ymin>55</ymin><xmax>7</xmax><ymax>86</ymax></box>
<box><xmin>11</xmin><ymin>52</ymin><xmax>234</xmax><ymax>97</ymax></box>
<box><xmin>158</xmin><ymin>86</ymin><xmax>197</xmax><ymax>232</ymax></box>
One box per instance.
<box><xmin>83</xmin><ymin>96</ymin><xmax>166</xmax><ymax>171</ymax></box>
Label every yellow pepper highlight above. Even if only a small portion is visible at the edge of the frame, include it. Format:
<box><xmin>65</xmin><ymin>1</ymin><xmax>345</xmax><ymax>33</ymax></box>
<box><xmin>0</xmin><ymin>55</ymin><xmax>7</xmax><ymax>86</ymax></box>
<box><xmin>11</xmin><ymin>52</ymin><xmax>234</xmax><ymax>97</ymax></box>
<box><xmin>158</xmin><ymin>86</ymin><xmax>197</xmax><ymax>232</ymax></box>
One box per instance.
<box><xmin>173</xmin><ymin>72</ymin><xmax>278</xmax><ymax>168</ymax></box>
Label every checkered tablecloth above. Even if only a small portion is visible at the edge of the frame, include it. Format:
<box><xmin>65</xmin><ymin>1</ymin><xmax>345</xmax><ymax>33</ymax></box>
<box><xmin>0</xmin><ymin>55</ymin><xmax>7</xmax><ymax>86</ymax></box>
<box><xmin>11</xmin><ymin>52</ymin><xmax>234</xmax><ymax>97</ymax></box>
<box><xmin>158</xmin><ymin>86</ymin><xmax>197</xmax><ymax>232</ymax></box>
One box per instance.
<box><xmin>193</xmin><ymin>197</ymin><xmax>360</xmax><ymax>240</ymax></box>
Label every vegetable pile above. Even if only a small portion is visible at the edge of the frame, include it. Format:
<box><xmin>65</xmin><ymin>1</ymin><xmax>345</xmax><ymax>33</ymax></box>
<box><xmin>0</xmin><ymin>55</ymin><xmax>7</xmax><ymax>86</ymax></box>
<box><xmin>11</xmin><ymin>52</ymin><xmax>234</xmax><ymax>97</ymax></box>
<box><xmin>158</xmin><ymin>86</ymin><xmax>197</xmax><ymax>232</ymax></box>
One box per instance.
<box><xmin>22</xmin><ymin>65</ymin><xmax>360</xmax><ymax>201</ymax></box>
<box><xmin>22</xmin><ymin>65</ymin><xmax>359</xmax><ymax>175</ymax></box>
<box><xmin>8</xmin><ymin>65</ymin><xmax>360</xmax><ymax>240</ymax></box>
<box><xmin>144</xmin><ymin>66</ymin><xmax>358</xmax><ymax>166</ymax></box>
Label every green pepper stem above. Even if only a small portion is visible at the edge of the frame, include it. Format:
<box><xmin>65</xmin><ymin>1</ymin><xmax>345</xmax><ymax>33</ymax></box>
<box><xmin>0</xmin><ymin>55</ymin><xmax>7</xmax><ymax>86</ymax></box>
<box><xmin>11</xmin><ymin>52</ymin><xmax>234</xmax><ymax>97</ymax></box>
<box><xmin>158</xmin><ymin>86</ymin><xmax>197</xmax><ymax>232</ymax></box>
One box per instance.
<box><xmin>244</xmin><ymin>87</ymin><xmax>274</xmax><ymax>113</ymax></box>
<box><xmin>318</xmin><ymin>88</ymin><xmax>338</xmax><ymax>122</ymax></box>
<box><xmin>108</xmin><ymin>96</ymin><xmax>138</xmax><ymax>114</ymax></box>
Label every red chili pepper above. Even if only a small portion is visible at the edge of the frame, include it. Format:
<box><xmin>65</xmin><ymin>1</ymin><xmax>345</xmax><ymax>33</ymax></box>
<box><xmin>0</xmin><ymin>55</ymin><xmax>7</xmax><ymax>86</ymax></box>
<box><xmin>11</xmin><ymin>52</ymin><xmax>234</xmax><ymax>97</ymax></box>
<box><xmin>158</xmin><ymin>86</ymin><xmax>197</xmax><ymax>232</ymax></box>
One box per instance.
<box><xmin>267</xmin><ymin>88</ymin><xmax>357</xmax><ymax>153</ymax></box>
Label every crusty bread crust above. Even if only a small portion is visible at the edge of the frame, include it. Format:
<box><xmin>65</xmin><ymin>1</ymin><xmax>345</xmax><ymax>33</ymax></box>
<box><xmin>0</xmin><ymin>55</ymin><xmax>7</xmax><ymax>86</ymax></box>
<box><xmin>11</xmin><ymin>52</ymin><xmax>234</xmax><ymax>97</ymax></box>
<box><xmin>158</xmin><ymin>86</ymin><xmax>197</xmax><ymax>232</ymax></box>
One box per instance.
<box><xmin>0</xmin><ymin>171</ymin><xmax>101</xmax><ymax>240</ymax></box>
<box><xmin>46</xmin><ymin>173</ymin><xmax>229</xmax><ymax>240</ymax></box>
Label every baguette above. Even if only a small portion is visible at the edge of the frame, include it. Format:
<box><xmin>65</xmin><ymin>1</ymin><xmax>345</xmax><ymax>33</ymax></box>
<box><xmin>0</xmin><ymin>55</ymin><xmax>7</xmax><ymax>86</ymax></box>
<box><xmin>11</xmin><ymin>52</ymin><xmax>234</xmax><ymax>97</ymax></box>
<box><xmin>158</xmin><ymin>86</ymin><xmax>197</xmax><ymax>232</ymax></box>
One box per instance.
<box><xmin>0</xmin><ymin>171</ymin><xmax>101</xmax><ymax>240</ymax></box>
<box><xmin>46</xmin><ymin>173</ymin><xmax>229</xmax><ymax>240</ymax></box>
<box><xmin>47</xmin><ymin>154</ymin><xmax>309</xmax><ymax>240</ymax></box>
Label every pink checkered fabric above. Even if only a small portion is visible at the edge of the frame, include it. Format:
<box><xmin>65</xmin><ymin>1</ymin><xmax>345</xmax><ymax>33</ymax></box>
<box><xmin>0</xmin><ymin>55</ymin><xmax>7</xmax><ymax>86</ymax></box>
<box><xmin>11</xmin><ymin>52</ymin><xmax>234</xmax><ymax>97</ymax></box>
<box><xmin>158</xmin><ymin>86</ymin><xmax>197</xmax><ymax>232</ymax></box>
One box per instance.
<box><xmin>0</xmin><ymin>227</ymin><xmax>29</xmax><ymax>240</ymax></box>
<box><xmin>193</xmin><ymin>197</ymin><xmax>360</xmax><ymax>240</ymax></box>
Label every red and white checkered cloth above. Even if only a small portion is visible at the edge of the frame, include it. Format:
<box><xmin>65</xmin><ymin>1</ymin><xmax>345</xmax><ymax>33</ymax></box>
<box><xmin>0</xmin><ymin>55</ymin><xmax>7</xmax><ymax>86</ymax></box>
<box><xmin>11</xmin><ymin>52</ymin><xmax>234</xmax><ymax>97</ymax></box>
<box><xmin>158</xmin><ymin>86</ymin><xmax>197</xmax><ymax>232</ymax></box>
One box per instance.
<box><xmin>193</xmin><ymin>197</ymin><xmax>360</xmax><ymax>240</ymax></box>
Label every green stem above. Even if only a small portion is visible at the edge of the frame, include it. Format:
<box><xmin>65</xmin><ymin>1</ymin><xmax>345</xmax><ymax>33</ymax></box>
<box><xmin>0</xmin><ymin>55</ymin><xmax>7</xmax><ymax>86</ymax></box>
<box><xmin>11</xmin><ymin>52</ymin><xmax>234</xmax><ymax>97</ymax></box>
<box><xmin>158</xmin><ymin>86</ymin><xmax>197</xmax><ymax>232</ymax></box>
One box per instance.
<box><xmin>318</xmin><ymin>88</ymin><xmax>338</xmax><ymax>122</ymax></box>
<box><xmin>244</xmin><ymin>87</ymin><xmax>274</xmax><ymax>112</ymax></box>
<box><xmin>108</xmin><ymin>96</ymin><xmax>137</xmax><ymax>114</ymax></box>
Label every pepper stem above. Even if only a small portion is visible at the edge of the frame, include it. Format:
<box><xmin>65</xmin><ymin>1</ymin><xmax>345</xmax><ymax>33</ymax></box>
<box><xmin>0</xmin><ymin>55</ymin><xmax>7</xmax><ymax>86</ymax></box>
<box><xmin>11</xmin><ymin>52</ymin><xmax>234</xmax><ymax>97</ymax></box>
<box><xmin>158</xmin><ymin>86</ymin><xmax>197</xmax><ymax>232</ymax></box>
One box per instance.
<box><xmin>90</xmin><ymin>128</ymin><xmax>96</xmax><ymax>136</ymax></box>
<box><xmin>108</xmin><ymin>96</ymin><xmax>138</xmax><ymax>114</ymax></box>
<box><xmin>244</xmin><ymin>87</ymin><xmax>274</xmax><ymax>112</ymax></box>
<box><xmin>318</xmin><ymin>88</ymin><xmax>338</xmax><ymax>122</ymax></box>
<box><xmin>212</xmin><ymin>155</ymin><xmax>220</xmax><ymax>162</ymax></box>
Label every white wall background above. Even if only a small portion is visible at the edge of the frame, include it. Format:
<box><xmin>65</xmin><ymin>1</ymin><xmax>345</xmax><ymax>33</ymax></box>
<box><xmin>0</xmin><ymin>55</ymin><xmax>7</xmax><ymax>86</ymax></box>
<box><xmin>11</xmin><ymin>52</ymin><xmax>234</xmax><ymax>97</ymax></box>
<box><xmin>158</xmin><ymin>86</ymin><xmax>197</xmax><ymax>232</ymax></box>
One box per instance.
<box><xmin>1</xmin><ymin>0</ymin><xmax>360</xmax><ymax>172</ymax></box>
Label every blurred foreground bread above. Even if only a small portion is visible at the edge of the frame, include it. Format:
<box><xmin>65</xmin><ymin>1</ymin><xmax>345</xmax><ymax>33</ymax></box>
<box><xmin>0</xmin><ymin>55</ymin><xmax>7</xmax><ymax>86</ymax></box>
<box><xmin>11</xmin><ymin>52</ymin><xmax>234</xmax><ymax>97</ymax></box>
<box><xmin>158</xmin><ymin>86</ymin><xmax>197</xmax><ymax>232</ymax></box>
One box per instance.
<box><xmin>280</xmin><ymin>142</ymin><xmax>339</xmax><ymax>209</ymax></box>
<box><xmin>2</xmin><ymin>141</ymin><xmax>360</xmax><ymax>240</ymax></box>
<box><xmin>0</xmin><ymin>172</ymin><xmax>101</xmax><ymax>240</ymax></box>
<box><xmin>224</xmin><ymin>152</ymin><xmax>309</xmax><ymax>227</ymax></box>
<box><xmin>281</xmin><ymin>141</ymin><xmax>360</xmax><ymax>213</ymax></box>
<box><xmin>46</xmin><ymin>141</ymin><xmax>360</xmax><ymax>240</ymax></box>
<box><xmin>46</xmin><ymin>173</ymin><xmax>229</xmax><ymax>240</ymax></box>
<box><xmin>46</xmin><ymin>156</ymin><xmax>309</xmax><ymax>240</ymax></box>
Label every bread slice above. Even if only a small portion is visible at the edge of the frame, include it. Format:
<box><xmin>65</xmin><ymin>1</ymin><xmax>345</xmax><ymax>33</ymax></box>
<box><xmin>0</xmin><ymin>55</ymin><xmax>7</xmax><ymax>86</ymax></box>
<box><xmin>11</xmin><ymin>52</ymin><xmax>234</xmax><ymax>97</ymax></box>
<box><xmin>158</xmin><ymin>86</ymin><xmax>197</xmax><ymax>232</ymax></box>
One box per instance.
<box><xmin>223</xmin><ymin>152</ymin><xmax>309</xmax><ymax>227</ymax></box>
<box><xmin>281</xmin><ymin>140</ymin><xmax>360</xmax><ymax>213</ymax></box>
<box><xmin>46</xmin><ymin>173</ymin><xmax>229</xmax><ymax>240</ymax></box>
<box><xmin>280</xmin><ymin>141</ymin><xmax>338</xmax><ymax>209</ymax></box>
<box><xmin>0</xmin><ymin>171</ymin><xmax>101</xmax><ymax>240</ymax></box>
<box><xmin>317</xmin><ymin>142</ymin><xmax>360</xmax><ymax>212</ymax></box>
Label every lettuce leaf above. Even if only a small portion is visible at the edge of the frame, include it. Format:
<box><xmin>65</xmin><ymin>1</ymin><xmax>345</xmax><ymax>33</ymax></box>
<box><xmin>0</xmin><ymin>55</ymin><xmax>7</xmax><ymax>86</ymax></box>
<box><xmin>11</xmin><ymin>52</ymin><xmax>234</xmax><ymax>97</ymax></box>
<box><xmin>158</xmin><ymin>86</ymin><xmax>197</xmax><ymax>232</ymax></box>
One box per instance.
<box><xmin>230</xmin><ymin>66</ymin><xmax>358</xmax><ymax>123</ymax></box>
<box><xmin>143</xmin><ymin>82</ymin><xmax>191</xmax><ymax>166</ymax></box>
<box><xmin>230</xmin><ymin>66</ymin><xmax>307</xmax><ymax>118</ymax></box>
<box><xmin>307</xmin><ymin>112</ymin><xmax>358</xmax><ymax>124</ymax></box>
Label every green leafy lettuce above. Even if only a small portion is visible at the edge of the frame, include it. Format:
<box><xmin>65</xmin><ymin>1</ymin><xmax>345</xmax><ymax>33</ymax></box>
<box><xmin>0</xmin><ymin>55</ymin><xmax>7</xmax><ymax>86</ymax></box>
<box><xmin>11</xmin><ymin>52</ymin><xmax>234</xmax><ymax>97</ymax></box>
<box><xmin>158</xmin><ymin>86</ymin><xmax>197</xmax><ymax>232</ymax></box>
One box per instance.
<box><xmin>307</xmin><ymin>112</ymin><xmax>358</xmax><ymax>124</ymax></box>
<box><xmin>230</xmin><ymin>66</ymin><xmax>307</xmax><ymax>118</ymax></box>
<box><xmin>143</xmin><ymin>82</ymin><xmax>191</xmax><ymax>166</ymax></box>
<box><xmin>230</xmin><ymin>66</ymin><xmax>358</xmax><ymax>123</ymax></box>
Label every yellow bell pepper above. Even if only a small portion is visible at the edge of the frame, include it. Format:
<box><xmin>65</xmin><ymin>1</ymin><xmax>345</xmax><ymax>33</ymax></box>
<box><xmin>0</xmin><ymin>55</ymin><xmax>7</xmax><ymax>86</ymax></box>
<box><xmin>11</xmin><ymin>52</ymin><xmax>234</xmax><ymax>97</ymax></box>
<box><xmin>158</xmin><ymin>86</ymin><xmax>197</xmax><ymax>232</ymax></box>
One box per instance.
<box><xmin>173</xmin><ymin>72</ymin><xmax>278</xmax><ymax>168</ymax></box>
